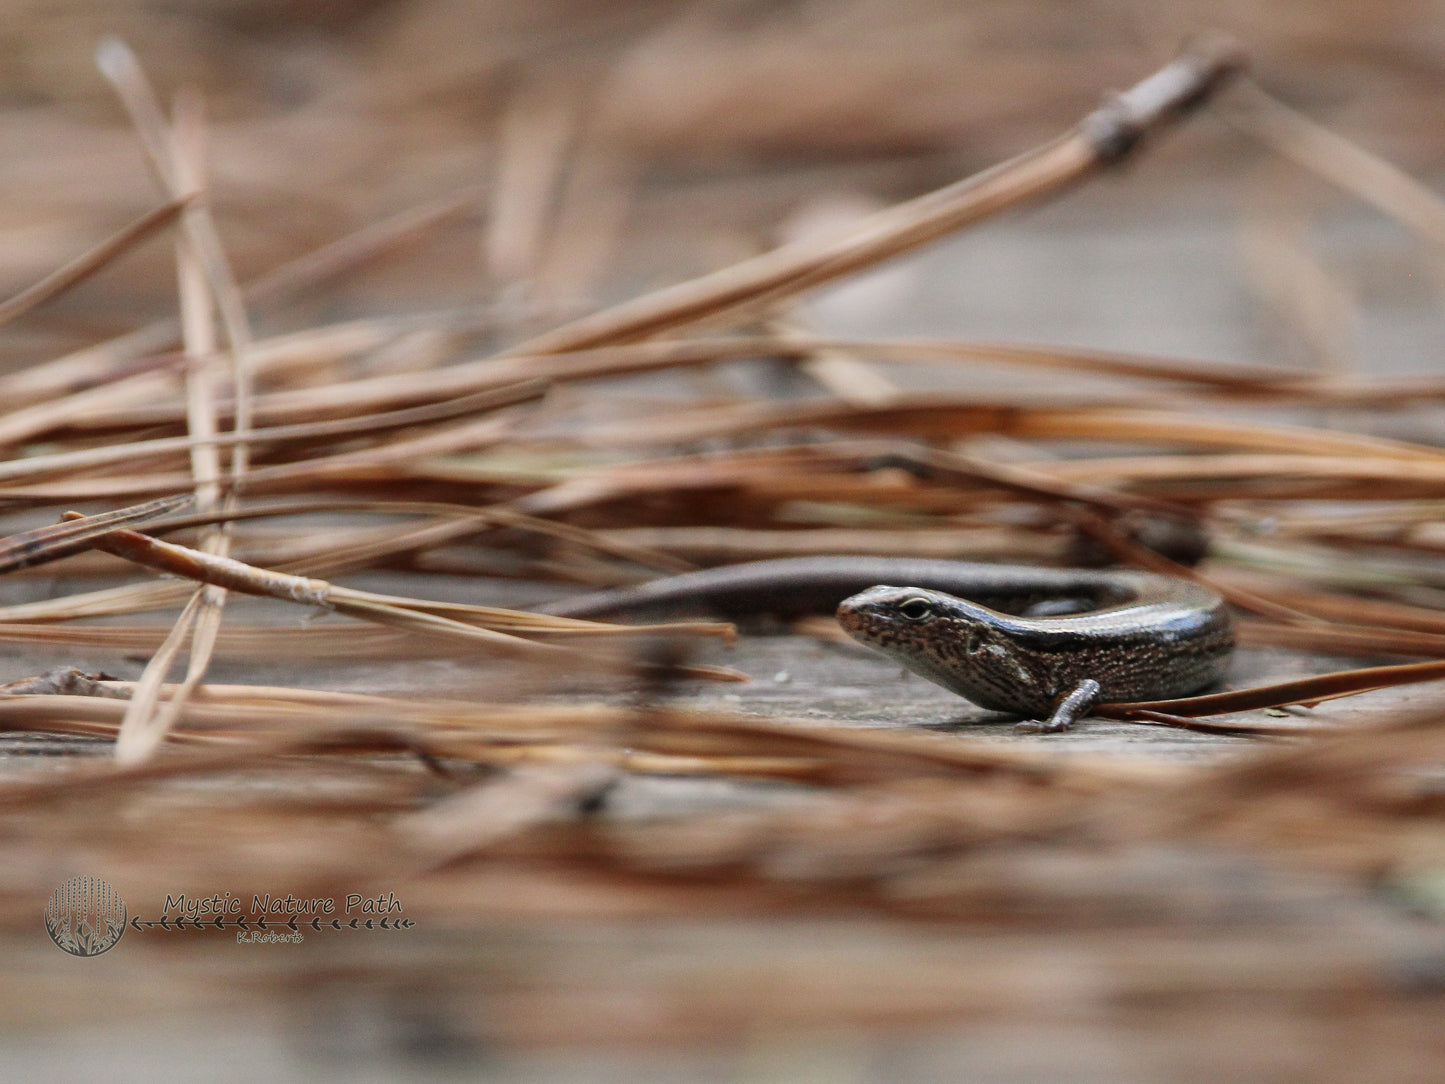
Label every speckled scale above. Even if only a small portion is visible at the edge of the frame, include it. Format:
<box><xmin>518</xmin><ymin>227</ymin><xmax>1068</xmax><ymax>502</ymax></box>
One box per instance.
<box><xmin>836</xmin><ymin>582</ymin><xmax>1233</xmax><ymax>716</ymax></box>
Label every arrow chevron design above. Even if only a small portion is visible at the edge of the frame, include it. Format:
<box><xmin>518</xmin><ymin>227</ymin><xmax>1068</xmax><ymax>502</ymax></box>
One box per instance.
<box><xmin>129</xmin><ymin>915</ymin><xmax>414</xmax><ymax>932</ymax></box>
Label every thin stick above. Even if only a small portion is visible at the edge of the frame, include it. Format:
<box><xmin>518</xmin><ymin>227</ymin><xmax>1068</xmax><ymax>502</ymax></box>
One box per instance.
<box><xmin>572</xmin><ymin>397</ymin><xmax>1445</xmax><ymax>461</ymax></box>
<box><xmin>1062</xmin><ymin>504</ymin><xmax>1317</xmax><ymax>623</ymax></box>
<box><xmin>1220</xmin><ymin>78</ymin><xmax>1445</xmax><ymax>250</ymax></box>
<box><xmin>0</xmin><ymin>192</ymin><xmax>484</xmax><ymax>413</ymax></box>
<box><xmin>76</xmin><ymin>524</ymin><xmax>733</xmax><ymax>654</ymax></box>
<box><xmin>508</xmin><ymin>37</ymin><xmax>1243</xmax><ymax>354</ymax></box>
<box><xmin>0</xmin><ymin>379</ymin><xmax>546</xmax><ymax>487</ymax></box>
<box><xmin>0</xmin><ymin>495</ymin><xmax>190</xmax><ymax>573</ymax></box>
<box><xmin>96</xmin><ymin>61</ymin><xmax>249</xmax><ymax>764</ymax></box>
<box><xmin>243</xmin><ymin>187</ymin><xmax>484</xmax><ymax>308</ymax></box>
<box><xmin>100</xmin><ymin>43</ymin><xmax>255</xmax><ymax>481</ymax></box>
<box><xmin>1101</xmin><ymin>658</ymin><xmax>1445</xmax><ymax>718</ymax></box>
<box><xmin>0</xmin><ymin>196</ymin><xmax>193</xmax><ymax>327</ymax></box>
<box><xmin>114</xmin><ymin>590</ymin><xmax>205</xmax><ymax>763</ymax></box>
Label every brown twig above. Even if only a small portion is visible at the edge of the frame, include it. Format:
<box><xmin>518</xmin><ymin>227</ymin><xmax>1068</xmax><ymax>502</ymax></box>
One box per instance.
<box><xmin>0</xmin><ymin>495</ymin><xmax>191</xmax><ymax>573</ymax></box>
<box><xmin>0</xmin><ymin>196</ymin><xmax>193</xmax><ymax>328</ymax></box>
<box><xmin>508</xmin><ymin>37</ymin><xmax>1244</xmax><ymax>354</ymax></box>
<box><xmin>1101</xmin><ymin>658</ymin><xmax>1445</xmax><ymax>718</ymax></box>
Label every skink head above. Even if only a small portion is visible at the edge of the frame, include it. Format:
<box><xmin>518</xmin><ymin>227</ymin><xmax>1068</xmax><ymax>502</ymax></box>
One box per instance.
<box><xmin>836</xmin><ymin>584</ymin><xmax>1054</xmax><ymax>715</ymax></box>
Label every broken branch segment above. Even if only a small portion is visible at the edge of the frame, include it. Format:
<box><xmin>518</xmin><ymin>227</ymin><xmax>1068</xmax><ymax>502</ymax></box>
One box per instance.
<box><xmin>67</xmin><ymin>519</ymin><xmax>735</xmax><ymax>663</ymax></box>
<box><xmin>0</xmin><ymin>494</ymin><xmax>193</xmax><ymax>573</ymax></box>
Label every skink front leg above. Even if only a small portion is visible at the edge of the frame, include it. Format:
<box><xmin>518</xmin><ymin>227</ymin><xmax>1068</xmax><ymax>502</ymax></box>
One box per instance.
<box><xmin>1014</xmin><ymin>678</ymin><xmax>1102</xmax><ymax>734</ymax></box>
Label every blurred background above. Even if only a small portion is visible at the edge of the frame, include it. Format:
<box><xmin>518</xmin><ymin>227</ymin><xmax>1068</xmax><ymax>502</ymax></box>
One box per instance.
<box><xmin>2</xmin><ymin>0</ymin><xmax>1442</xmax><ymax>376</ymax></box>
<box><xmin>3</xmin><ymin>3</ymin><xmax>1445</xmax><ymax>1081</ymax></box>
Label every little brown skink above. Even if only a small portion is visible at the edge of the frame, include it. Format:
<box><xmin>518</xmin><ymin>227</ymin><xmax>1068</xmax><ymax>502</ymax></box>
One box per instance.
<box><xmin>545</xmin><ymin>556</ymin><xmax>1234</xmax><ymax>732</ymax></box>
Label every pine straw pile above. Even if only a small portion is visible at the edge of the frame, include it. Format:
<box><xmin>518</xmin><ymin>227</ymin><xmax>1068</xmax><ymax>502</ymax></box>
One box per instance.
<box><xmin>0</xmin><ymin>36</ymin><xmax>1442</xmax><ymax>1077</ymax></box>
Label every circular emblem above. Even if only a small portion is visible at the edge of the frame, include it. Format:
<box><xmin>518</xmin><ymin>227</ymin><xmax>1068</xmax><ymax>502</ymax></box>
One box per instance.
<box><xmin>44</xmin><ymin>876</ymin><xmax>126</xmax><ymax>957</ymax></box>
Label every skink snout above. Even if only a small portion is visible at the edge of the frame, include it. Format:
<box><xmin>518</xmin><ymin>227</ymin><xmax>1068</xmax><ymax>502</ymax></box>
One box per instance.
<box><xmin>837</xmin><ymin>583</ymin><xmax>894</xmax><ymax>624</ymax></box>
<box><xmin>837</xmin><ymin>584</ymin><xmax>946</xmax><ymax>640</ymax></box>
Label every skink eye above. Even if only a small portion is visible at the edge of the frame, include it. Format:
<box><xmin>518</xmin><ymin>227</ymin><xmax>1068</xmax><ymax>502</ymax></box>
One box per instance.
<box><xmin>897</xmin><ymin>597</ymin><xmax>934</xmax><ymax>621</ymax></box>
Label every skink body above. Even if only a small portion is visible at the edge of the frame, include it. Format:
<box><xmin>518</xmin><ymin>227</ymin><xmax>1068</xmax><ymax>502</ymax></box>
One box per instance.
<box><xmin>545</xmin><ymin>556</ymin><xmax>1234</xmax><ymax>731</ymax></box>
